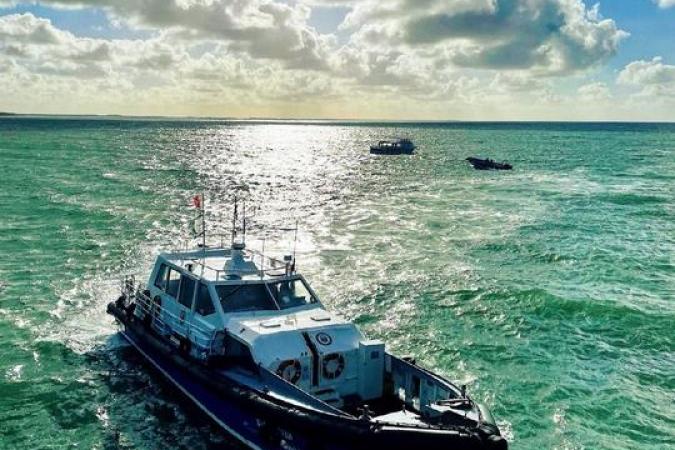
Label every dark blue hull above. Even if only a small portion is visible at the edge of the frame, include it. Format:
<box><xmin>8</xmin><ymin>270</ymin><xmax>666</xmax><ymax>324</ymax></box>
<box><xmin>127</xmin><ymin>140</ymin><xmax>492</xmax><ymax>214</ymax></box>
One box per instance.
<box><xmin>120</xmin><ymin>328</ymin><xmax>334</xmax><ymax>450</ymax></box>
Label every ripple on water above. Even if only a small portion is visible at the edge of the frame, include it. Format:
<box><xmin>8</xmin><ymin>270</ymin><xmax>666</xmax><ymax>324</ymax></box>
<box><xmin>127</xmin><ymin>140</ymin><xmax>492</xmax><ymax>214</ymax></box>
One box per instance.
<box><xmin>0</xmin><ymin>119</ymin><xmax>673</xmax><ymax>449</ymax></box>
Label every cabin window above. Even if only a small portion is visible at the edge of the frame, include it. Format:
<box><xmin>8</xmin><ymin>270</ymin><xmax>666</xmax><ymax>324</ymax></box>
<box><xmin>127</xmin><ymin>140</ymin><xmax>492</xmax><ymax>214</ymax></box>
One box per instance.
<box><xmin>267</xmin><ymin>279</ymin><xmax>316</xmax><ymax>309</ymax></box>
<box><xmin>215</xmin><ymin>284</ymin><xmax>277</xmax><ymax>313</ymax></box>
<box><xmin>195</xmin><ymin>283</ymin><xmax>215</xmax><ymax>316</ymax></box>
<box><xmin>166</xmin><ymin>268</ymin><xmax>181</xmax><ymax>298</ymax></box>
<box><xmin>154</xmin><ymin>264</ymin><xmax>168</xmax><ymax>290</ymax></box>
<box><xmin>178</xmin><ymin>276</ymin><xmax>196</xmax><ymax>309</ymax></box>
<box><xmin>412</xmin><ymin>376</ymin><xmax>421</xmax><ymax>399</ymax></box>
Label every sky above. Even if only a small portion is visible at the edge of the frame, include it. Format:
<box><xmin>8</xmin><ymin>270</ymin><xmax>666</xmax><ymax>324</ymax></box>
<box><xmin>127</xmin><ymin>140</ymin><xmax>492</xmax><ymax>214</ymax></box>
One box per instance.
<box><xmin>1</xmin><ymin>1</ymin><xmax>675</xmax><ymax>121</ymax></box>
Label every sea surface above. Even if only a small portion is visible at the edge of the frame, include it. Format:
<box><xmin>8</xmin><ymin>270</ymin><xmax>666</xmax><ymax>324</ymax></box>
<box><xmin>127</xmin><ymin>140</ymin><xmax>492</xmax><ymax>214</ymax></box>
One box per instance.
<box><xmin>0</xmin><ymin>117</ymin><xmax>673</xmax><ymax>450</ymax></box>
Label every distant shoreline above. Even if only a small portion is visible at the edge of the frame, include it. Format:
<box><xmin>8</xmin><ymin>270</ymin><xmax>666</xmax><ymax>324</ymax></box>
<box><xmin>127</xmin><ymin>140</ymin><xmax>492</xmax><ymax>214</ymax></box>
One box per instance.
<box><xmin>0</xmin><ymin>113</ymin><xmax>674</xmax><ymax>125</ymax></box>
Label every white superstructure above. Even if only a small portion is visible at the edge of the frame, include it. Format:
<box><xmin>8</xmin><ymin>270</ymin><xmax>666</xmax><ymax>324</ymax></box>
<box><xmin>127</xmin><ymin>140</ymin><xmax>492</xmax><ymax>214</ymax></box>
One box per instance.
<box><xmin>135</xmin><ymin>239</ymin><xmax>384</xmax><ymax>408</ymax></box>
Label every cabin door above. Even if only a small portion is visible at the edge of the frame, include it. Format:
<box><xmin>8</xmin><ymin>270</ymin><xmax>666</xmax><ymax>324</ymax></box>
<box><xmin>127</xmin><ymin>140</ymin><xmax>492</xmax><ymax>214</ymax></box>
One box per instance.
<box><xmin>173</xmin><ymin>274</ymin><xmax>197</xmax><ymax>339</ymax></box>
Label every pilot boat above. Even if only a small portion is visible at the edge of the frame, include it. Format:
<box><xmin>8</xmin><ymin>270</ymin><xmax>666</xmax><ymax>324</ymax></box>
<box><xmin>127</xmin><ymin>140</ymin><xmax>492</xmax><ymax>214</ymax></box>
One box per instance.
<box><xmin>370</xmin><ymin>138</ymin><xmax>416</xmax><ymax>155</ymax></box>
<box><xmin>107</xmin><ymin>199</ymin><xmax>507</xmax><ymax>450</ymax></box>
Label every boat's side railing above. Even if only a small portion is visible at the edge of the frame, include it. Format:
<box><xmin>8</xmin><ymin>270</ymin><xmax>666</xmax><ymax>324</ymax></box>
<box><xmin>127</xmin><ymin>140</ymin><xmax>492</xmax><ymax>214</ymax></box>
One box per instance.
<box><xmin>128</xmin><ymin>283</ymin><xmax>222</xmax><ymax>358</ymax></box>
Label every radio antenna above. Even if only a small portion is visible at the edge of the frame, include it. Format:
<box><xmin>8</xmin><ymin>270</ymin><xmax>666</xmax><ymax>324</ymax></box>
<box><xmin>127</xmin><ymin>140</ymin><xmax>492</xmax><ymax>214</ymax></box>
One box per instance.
<box><xmin>243</xmin><ymin>200</ymin><xmax>247</xmax><ymax>243</ymax></box>
<box><xmin>292</xmin><ymin>220</ymin><xmax>298</xmax><ymax>264</ymax></box>
<box><xmin>201</xmin><ymin>191</ymin><xmax>206</xmax><ymax>249</ymax></box>
<box><xmin>231</xmin><ymin>196</ymin><xmax>238</xmax><ymax>246</ymax></box>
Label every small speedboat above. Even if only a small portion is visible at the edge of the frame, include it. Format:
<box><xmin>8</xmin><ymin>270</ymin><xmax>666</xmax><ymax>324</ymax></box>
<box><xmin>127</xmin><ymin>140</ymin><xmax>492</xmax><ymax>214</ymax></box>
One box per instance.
<box><xmin>370</xmin><ymin>138</ymin><xmax>416</xmax><ymax>155</ymax></box>
<box><xmin>107</xmin><ymin>198</ymin><xmax>507</xmax><ymax>450</ymax></box>
<box><xmin>466</xmin><ymin>157</ymin><xmax>512</xmax><ymax>171</ymax></box>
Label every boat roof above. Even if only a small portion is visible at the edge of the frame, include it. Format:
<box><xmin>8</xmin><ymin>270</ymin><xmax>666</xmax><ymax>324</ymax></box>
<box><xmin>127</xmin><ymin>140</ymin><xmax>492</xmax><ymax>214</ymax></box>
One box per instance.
<box><xmin>225</xmin><ymin>307</ymin><xmax>351</xmax><ymax>338</ymax></box>
<box><xmin>159</xmin><ymin>246</ymin><xmax>292</xmax><ymax>283</ymax></box>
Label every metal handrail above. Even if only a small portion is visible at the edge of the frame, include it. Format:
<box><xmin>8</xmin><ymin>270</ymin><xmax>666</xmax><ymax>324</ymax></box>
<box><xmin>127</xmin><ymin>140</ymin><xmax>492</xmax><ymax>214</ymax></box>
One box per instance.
<box><xmin>133</xmin><ymin>288</ymin><xmax>220</xmax><ymax>355</ymax></box>
<box><xmin>180</xmin><ymin>249</ymin><xmax>292</xmax><ymax>280</ymax></box>
<box><xmin>135</xmin><ymin>290</ymin><xmax>215</xmax><ymax>336</ymax></box>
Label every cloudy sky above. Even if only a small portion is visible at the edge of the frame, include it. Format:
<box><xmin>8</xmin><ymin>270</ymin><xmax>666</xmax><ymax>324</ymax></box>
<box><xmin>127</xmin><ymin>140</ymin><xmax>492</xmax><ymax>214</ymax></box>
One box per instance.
<box><xmin>1</xmin><ymin>1</ymin><xmax>674</xmax><ymax>120</ymax></box>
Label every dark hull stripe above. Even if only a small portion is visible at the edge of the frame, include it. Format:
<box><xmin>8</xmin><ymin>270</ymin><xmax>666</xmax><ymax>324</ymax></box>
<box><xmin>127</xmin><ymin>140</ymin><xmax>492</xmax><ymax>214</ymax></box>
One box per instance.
<box><xmin>121</xmin><ymin>330</ymin><xmax>268</xmax><ymax>450</ymax></box>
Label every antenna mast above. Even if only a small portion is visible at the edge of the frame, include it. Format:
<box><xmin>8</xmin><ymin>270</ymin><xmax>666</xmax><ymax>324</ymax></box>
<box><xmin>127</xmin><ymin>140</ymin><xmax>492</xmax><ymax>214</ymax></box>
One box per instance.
<box><xmin>231</xmin><ymin>196</ymin><xmax>238</xmax><ymax>245</ymax></box>
<box><xmin>242</xmin><ymin>200</ymin><xmax>247</xmax><ymax>244</ymax></box>
<box><xmin>292</xmin><ymin>220</ymin><xmax>298</xmax><ymax>272</ymax></box>
<box><xmin>201</xmin><ymin>191</ymin><xmax>206</xmax><ymax>249</ymax></box>
<box><xmin>190</xmin><ymin>193</ymin><xmax>206</xmax><ymax>249</ymax></box>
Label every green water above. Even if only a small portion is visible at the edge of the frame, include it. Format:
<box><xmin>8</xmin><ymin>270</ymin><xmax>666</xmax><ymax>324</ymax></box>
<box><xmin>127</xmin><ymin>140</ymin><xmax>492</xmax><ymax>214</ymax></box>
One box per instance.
<box><xmin>0</xmin><ymin>118</ymin><xmax>673</xmax><ymax>449</ymax></box>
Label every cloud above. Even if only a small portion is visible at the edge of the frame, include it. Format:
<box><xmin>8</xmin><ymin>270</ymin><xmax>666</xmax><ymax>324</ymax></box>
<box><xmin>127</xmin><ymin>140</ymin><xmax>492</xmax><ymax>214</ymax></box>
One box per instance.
<box><xmin>3</xmin><ymin>1</ymin><xmax>661</xmax><ymax>119</ymax></box>
<box><xmin>29</xmin><ymin>0</ymin><xmax>627</xmax><ymax>78</ymax></box>
<box><xmin>0</xmin><ymin>12</ymin><xmax>66</xmax><ymax>44</ymax></box>
<box><xmin>618</xmin><ymin>57</ymin><xmax>675</xmax><ymax>86</ymax></box>
<box><xmin>339</xmin><ymin>0</ymin><xmax>627</xmax><ymax>75</ymax></box>
<box><xmin>617</xmin><ymin>57</ymin><xmax>675</xmax><ymax>101</ymax></box>
<box><xmin>0</xmin><ymin>13</ymin><xmax>114</xmax><ymax>77</ymax></box>
<box><xmin>578</xmin><ymin>81</ymin><xmax>612</xmax><ymax>101</ymax></box>
<box><xmin>654</xmin><ymin>0</ymin><xmax>675</xmax><ymax>9</ymax></box>
<box><xmin>27</xmin><ymin>0</ymin><xmax>333</xmax><ymax>69</ymax></box>
<box><xmin>0</xmin><ymin>10</ymin><xmax>349</xmax><ymax>116</ymax></box>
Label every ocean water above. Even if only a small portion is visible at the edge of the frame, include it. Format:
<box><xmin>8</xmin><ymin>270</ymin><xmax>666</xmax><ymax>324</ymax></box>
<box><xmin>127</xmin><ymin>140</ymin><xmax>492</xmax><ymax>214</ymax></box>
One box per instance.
<box><xmin>0</xmin><ymin>117</ymin><xmax>673</xmax><ymax>450</ymax></box>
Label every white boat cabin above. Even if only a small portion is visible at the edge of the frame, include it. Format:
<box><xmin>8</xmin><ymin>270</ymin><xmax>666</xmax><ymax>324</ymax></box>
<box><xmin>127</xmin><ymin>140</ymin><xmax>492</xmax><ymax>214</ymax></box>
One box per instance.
<box><xmin>135</xmin><ymin>242</ymin><xmax>386</xmax><ymax>408</ymax></box>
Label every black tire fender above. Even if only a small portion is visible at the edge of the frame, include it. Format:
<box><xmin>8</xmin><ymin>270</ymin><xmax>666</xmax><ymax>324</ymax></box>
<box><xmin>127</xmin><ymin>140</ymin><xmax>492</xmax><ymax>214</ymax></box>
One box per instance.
<box><xmin>276</xmin><ymin>360</ymin><xmax>302</xmax><ymax>384</ymax></box>
<box><xmin>322</xmin><ymin>353</ymin><xmax>345</xmax><ymax>380</ymax></box>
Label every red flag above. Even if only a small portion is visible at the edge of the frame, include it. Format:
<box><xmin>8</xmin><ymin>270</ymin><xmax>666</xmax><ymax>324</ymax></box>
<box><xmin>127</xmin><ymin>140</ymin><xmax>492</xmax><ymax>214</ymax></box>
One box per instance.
<box><xmin>193</xmin><ymin>195</ymin><xmax>201</xmax><ymax>209</ymax></box>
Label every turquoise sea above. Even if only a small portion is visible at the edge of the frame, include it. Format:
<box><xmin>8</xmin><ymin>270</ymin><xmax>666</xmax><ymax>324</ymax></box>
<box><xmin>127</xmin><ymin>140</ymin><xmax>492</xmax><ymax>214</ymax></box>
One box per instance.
<box><xmin>0</xmin><ymin>117</ymin><xmax>673</xmax><ymax>449</ymax></box>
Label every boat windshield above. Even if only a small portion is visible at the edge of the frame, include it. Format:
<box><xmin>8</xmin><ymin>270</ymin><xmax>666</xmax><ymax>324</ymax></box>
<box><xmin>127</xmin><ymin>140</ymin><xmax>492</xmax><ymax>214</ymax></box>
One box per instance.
<box><xmin>214</xmin><ymin>279</ymin><xmax>316</xmax><ymax>313</ymax></box>
<box><xmin>267</xmin><ymin>279</ymin><xmax>316</xmax><ymax>310</ymax></box>
<box><xmin>216</xmin><ymin>284</ymin><xmax>277</xmax><ymax>313</ymax></box>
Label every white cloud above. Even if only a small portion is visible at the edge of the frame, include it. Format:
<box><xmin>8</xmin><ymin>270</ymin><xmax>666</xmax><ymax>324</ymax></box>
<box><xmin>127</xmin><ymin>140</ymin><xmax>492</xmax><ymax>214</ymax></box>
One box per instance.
<box><xmin>338</xmin><ymin>0</ymin><xmax>627</xmax><ymax>75</ymax></box>
<box><xmin>618</xmin><ymin>57</ymin><xmax>675</xmax><ymax>86</ymax></box>
<box><xmin>30</xmin><ymin>0</ymin><xmax>334</xmax><ymax>69</ymax></box>
<box><xmin>0</xmin><ymin>12</ymin><xmax>67</xmax><ymax>44</ymax></box>
<box><xmin>0</xmin><ymin>10</ymin><xmax>350</xmax><ymax>116</ymax></box>
<box><xmin>25</xmin><ymin>0</ymin><xmax>628</xmax><ymax>79</ymax></box>
<box><xmin>0</xmin><ymin>13</ymin><xmax>116</xmax><ymax>78</ymax></box>
<box><xmin>617</xmin><ymin>57</ymin><xmax>675</xmax><ymax>102</ymax></box>
<box><xmin>6</xmin><ymin>1</ymin><xmax>673</xmax><ymax>119</ymax></box>
<box><xmin>654</xmin><ymin>0</ymin><xmax>675</xmax><ymax>9</ymax></box>
<box><xmin>578</xmin><ymin>82</ymin><xmax>612</xmax><ymax>101</ymax></box>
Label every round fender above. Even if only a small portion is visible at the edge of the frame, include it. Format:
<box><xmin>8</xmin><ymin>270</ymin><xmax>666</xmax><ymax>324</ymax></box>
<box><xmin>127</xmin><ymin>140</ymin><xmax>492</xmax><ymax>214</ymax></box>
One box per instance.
<box><xmin>322</xmin><ymin>353</ymin><xmax>345</xmax><ymax>380</ymax></box>
<box><xmin>276</xmin><ymin>360</ymin><xmax>302</xmax><ymax>384</ymax></box>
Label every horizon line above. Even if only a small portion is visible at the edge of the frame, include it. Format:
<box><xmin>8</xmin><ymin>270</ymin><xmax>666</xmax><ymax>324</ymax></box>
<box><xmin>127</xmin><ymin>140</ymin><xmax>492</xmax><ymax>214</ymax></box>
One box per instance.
<box><xmin>1</xmin><ymin>112</ymin><xmax>675</xmax><ymax>125</ymax></box>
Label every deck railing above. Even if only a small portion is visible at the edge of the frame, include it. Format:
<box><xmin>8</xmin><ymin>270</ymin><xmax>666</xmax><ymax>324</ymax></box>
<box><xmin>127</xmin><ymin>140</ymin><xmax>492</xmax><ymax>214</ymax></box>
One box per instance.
<box><xmin>127</xmin><ymin>282</ymin><xmax>221</xmax><ymax>358</ymax></box>
<box><xmin>177</xmin><ymin>248</ymin><xmax>292</xmax><ymax>280</ymax></box>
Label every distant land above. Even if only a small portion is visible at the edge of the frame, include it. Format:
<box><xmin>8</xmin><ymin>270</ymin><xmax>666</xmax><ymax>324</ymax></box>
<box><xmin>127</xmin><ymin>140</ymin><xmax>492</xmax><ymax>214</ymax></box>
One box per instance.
<box><xmin>0</xmin><ymin>112</ymin><xmax>674</xmax><ymax>125</ymax></box>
